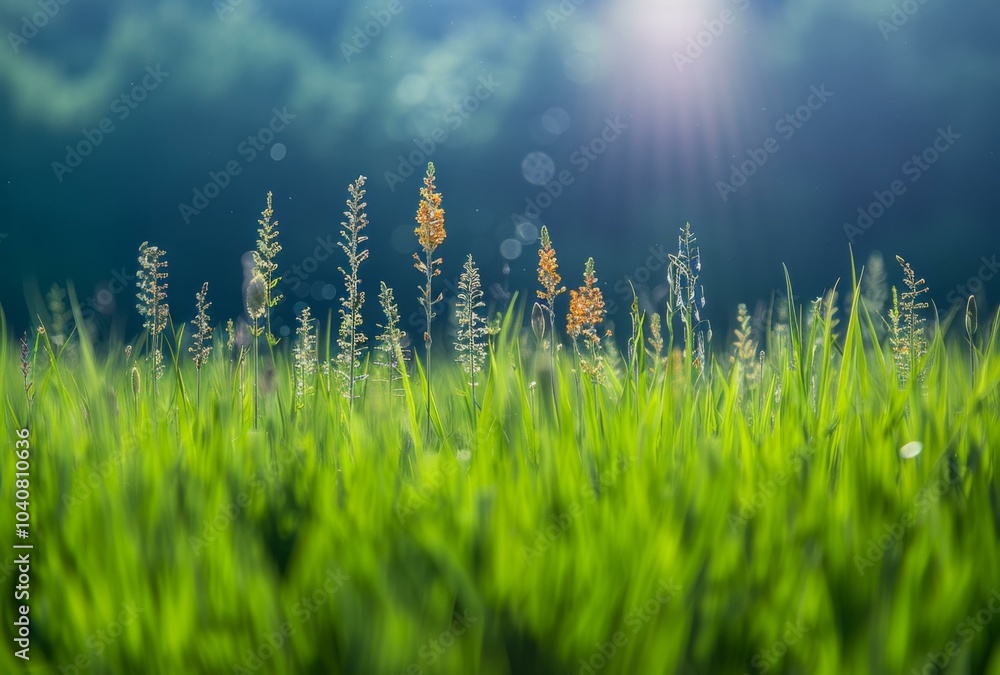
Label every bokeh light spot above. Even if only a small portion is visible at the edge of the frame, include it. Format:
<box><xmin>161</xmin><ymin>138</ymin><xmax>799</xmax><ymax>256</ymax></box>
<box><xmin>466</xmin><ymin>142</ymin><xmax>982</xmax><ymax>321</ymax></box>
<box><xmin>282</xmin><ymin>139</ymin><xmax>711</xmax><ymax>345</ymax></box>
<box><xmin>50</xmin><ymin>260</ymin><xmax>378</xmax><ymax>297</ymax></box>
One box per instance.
<box><xmin>522</xmin><ymin>151</ymin><xmax>555</xmax><ymax>186</ymax></box>
<box><xmin>396</xmin><ymin>74</ymin><xmax>429</xmax><ymax>106</ymax></box>
<box><xmin>542</xmin><ymin>107</ymin><xmax>571</xmax><ymax>136</ymax></box>
<box><xmin>500</xmin><ymin>238</ymin><xmax>522</xmax><ymax>260</ymax></box>
<box><xmin>516</xmin><ymin>220</ymin><xmax>539</xmax><ymax>243</ymax></box>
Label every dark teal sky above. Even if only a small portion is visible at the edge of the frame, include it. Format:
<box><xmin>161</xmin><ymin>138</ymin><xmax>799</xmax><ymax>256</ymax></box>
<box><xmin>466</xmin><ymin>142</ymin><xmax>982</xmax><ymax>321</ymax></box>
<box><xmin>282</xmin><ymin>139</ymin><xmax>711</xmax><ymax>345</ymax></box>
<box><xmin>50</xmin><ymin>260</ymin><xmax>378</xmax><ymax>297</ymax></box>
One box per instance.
<box><xmin>1</xmin><ymin>0</ymin><xmax>997</xmax><ymax>342</ymax></box>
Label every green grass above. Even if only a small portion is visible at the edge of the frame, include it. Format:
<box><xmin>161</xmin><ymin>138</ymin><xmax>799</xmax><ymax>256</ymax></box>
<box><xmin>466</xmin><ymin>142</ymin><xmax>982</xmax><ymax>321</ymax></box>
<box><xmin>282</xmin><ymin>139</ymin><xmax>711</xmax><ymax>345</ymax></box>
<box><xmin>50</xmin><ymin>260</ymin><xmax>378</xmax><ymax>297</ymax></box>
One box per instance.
<box><xmin>2</xmin><ymin>266</ymin><xmax>1000</xmax><ymax>675</ymax></box>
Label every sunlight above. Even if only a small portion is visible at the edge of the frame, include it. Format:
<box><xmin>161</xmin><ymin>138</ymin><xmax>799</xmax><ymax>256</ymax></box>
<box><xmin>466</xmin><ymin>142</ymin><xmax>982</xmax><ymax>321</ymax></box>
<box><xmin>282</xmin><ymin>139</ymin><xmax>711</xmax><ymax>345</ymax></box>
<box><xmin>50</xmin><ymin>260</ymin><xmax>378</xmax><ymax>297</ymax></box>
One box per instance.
<box><xmin>599</xmin><ymin>0</ymin><xmax>764</xmax><ymax>224</ymax></box>
<box><xmin>612</xmin><ymin>0</ymin><xmax>707</xmax><ymax>45</ymax></box>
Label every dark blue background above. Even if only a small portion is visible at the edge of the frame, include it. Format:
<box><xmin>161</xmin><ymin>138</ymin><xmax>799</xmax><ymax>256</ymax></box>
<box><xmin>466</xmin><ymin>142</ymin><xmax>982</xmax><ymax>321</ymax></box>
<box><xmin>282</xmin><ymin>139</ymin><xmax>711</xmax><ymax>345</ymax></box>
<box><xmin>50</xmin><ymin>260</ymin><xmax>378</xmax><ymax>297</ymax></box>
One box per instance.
<box><xmin>1</xmin><ymin>0</ymin><xmax>997</xmax><ymax>343</ymax></box>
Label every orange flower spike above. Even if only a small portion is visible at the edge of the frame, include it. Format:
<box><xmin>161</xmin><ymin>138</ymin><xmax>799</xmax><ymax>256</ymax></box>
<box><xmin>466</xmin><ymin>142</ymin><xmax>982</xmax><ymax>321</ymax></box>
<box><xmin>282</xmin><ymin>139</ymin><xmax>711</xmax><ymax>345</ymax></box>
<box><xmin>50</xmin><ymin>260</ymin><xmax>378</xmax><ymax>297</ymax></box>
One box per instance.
<box><xmin>414</xmin><ymin>163</ymin><xmax>445</xmax><ymax>254</ymax></box>
<box><xmin>566</xmin><ymin>288</ymin><xmax>583</xmax><ymax>337</ymax></box>
<box><xmin>536</xmin><ymin>225</ymin><xmax>565</xmax><ymax>304</ymax></box>
<box><xmin>566</xmin><ymin>257</ymin><xmax>605</xmax><ymax>342</ymax></box>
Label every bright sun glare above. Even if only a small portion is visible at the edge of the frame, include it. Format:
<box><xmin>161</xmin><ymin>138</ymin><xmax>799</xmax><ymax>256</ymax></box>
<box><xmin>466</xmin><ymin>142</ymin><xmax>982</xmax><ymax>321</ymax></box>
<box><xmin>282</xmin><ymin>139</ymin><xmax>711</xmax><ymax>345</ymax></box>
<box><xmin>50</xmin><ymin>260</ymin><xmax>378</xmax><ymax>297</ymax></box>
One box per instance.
<box><xmin>615</xmin><ymin>0</ymin><xmax>707</xmax><ymax>45</ymax></box>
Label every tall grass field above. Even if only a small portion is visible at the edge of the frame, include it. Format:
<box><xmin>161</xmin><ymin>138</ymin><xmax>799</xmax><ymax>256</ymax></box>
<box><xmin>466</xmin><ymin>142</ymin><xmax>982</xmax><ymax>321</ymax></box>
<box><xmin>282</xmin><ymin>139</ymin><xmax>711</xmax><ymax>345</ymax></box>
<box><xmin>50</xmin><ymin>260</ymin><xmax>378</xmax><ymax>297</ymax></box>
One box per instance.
<box><xmin>2</xmin><ymin>176</ymin><xmax>999</xmax><ymax>674</ymax></box>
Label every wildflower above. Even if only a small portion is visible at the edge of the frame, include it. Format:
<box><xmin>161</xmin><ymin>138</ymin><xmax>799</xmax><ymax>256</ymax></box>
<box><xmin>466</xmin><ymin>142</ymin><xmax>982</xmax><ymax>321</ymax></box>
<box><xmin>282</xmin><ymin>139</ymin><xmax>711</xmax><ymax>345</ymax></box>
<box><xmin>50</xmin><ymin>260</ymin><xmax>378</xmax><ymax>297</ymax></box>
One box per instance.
<box><xmin>535</xmin><ymin>225</ymin><xmax>565</xmax><ymax>354</ymax></box>
<box><xmin>566</xmin><ymin>257</ymin><xmax>606</xmax><ymax>345</ymax></box>
<box><xmin>252</xmin><ymin>191</ymin><xmax>283</xmax><ymax>345</ymax></box>
<box><xmin>455</xmin><ymin>254</ymin><xmax>487</xmax><ymax>410</ymax></box>
<box><xmin>646</xmin><ymin>312</ymin><xmax>664</xmax><ymax>362</ymax></box>
<box><xmin>414</xmin><ymin>163</ymin><xmax>445</xmax><ymax>252</ymax></box>
<box><xmin>536</xmin><ymin>225</ymin><xmax>565</xmax><ymax>308</ymax></box>
<box><xmin>375</xmin><ymin>282</ymin><xmax>408</xmax><ymax>404</ymax></box>
<box><xmin>294</xmin><ymin>306</ymin><xmax>318</xmax><ymax>408</ymax></box>
<box><xmin>730</xmin><ymin>303</ymin><xmax>760</xmax><ymax>390</ymax></box>
<box><xmin>567</xmin><ymin>257</ymin><xmax>607</xmax><ymax>381</ymax></box>
<box><xmin>189</xmin><ymin>282</ymin><xmax>213</xmax><ymax>407</ymax></box>
<box><xmin>667</xmin><ymin>222</ymin><xmax>710</xmax><ymax>379</ymax></box>
<box><xmin>136</xmin><ymin>241</ymin><xmax>169</xmax><ymax>387</ymax></box>
<box><xmin>20</xmin><ymin>332</ymin><xmax>33</xmax><ymax>405</ymax></box>
<box><xmin>336</xmin><ymin>176</ymin><xmax>370</xmax><ymax>406</ymax></box>
<box><xmin>887</xmin><ymin>255</ymin><xmax>929</xmax><ymax>387</ymax></box>
<box><xmin>413</xmin><ymin>162</ymin><xmax>446</xmax><ymax>430</ymax></box>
